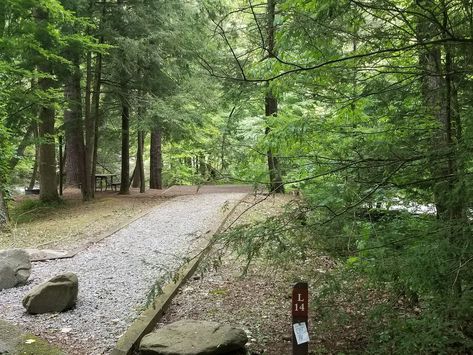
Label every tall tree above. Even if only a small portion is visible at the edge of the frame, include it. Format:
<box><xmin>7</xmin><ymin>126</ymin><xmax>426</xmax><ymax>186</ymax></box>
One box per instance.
<box><xmin>34</xmin><ymin>6</ymin><xmax>59</xmax><ymax>202</ymax></box>
<box><xmin>150</xmin><ymin>129</ymin><xmax>163</xmax><ymax>189</ymax></box>
<box><xmin>63</xmin><ymin>48</ymin><xmax>86</xmax><ymax>187</ymax></box>
<box><xmin>264</xmin><ymin>0</ymin><xmax>284</xmax><ymax>193</ymax></box>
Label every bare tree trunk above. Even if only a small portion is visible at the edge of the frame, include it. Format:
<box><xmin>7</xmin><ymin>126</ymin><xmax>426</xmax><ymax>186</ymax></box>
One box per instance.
<box><xmin>138</xmin><ymin>131</ymin><xmax>145</xmax><ymax>193</ymax></box>
<box><xmin>198</xmin><ymin>155</ymin><xmax>206</xmax><ymax>177</ymax></box>
<box><xmin>0</xmin><ymin>187</ymin><xmax>8</xmax><ymax>229</ymax></box>
<box><xmin>28</xmin><ymin>124</ymin><xmax>39</xmax><ymax>190</ymax></box>
<box><xmin>119</xmin><ymin>94</ymin><xmax>130</xmax><ymax>194</ymax></box>
<box><xmin>38</xmin><ymin>69</ymin><xmax>58</xmax><ymax>202</ymax></box>
<box><xmin>92</xmin><ymin>48</ymin><xmax>103</xmax><ymax>196</ymax></box>
<box><xmin>34</xmin><ymin>6</ymin><xmax>58</xmax><ymax>202</ymax></box>
<box><xmin>64</xmin><ymin>52</ymin><xmax>85</xmax><ymax>188</ymax></box>
<box><xmin>131</xmin><ymin>161</ymin><xmax>140</xmax><ymax>188</ymax></box>
<box><xmin>132</xmin><ymin>131</ymin><xmax>145</xmax><ymax>191</ymax></box>
<box><xmin>264</xmin><ymin>0</ymin><xmax>284</xmax><ymax>193</ymax></box>
<box><xmin>150</xmin><ymin>129</ymin><xmax>162</xmax><ymax>189</ymax></box>
<box><xmin>265</xmin><ymin>92</ymin><xmax>284</xmax><ymax>193</ymax></box>
<box><xmin>84</xmin><ymin>51</ymin><xmax>95</xmax><ymax>200</ymax></box>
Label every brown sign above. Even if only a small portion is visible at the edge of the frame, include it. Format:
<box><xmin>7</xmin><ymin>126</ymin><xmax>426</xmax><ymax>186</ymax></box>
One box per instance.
<box><xmin>292</xmin><ymin>282</ymin><xmax>309</xmax><ymax>355</ymax></box>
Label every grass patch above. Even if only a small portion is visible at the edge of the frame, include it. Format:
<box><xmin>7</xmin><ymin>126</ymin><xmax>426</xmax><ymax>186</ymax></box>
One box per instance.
<box><xmin>9</xmin><ymin>199</ymin><xmax>66</xmax><ymax>224</ymax></box>
<box><xmin>16</xmin><ymin>334</ymin><xmax>65</xmax><ymax>355</ymax></box>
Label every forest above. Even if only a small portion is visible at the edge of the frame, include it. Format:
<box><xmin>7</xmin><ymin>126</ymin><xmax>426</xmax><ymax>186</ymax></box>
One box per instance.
<box><xmin>1</xmin><ymin>0</ymin><xmax>473</xmax><ymax>353</ymax></box>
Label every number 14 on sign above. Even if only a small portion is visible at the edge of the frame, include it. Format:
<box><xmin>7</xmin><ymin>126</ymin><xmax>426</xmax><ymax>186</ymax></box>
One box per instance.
<box><xmin>294</xmin><ymin>293</ymin><xmax>305</xmax><ymax>312</ymax></box>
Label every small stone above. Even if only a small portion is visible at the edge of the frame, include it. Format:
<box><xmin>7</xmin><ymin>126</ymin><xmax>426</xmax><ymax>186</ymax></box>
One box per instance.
<box><xmin>22</xmin><ymin>273</ymin><xmax>78</xmax><ymax>314</ymax></box>
<box><xmin>0</xmin><ymin>249</ymin><xmax>31</xmax><ymax>290</ymax></box>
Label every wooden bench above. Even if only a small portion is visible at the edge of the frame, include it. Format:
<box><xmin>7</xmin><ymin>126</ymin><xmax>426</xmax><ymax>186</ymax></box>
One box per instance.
<box><xmin>110</xmin><ymin>182</ymin><xmax>121</xmax><ymax>191</ymax></box>
<box><xmin>25</xmin><ymin>188</ymin><xmax>40</xmax><ymax>195</ymax></box>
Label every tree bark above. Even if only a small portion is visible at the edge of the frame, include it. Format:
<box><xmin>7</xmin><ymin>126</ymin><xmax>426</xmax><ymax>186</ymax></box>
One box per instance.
<box><xmin>64</xmin><ymin>51</ymin><xmax>86</xmax><ymax>188</ymax></box>
<box><xmin>0</xmin><ymin>187</ymin><xmax>8</xmax><ymax>229</ymax></box>
<box><xmin>28</xmin><ymin>124</ymin><xmax>39</xmax><ymax>190</ymax></box>
<box><xmin>132</xmin><ymin>131</ymin><xmax>145</xmax><ymax>192</ymax></box>
<box><xmin>84</xmin><ymin>51</ymin><xmax>94</xmax><ymax>200</ymax></box>
<box><xmin>150</xmin><ymin>129</ymin><xmax>162</xmax><ymax>189</ymax></box>
<box><xmin>264</xmin><ymin>0</ymin><xmax>284</xmax><ymax>193</ymax></box>
<box><xmin>131</xmin><ymin>162</ymin><xmax>140</xmax><ymax>188</ymax></box>
<box><xmin>417</xmin><ymin>1</ymin><xmax>465</xmax><ymax>294</ymax></box>
<box><xmin>119</xmin><ymin>94</ymin><xmax>130</xmax><ymax>194</ymax></box>
<box><xmin>34</xmin><ymin>6</ymin><xmax>58</xmax><ymax>202</ymax></box>
<box><xmin>138</xmin><ymin>131</ymin><xmax>145</xmax><ymax>193</ymax></box>
<box><xmin>265</xmin><ymin>93</ymin><xmax>284</xmax><ymax>193</ymax></box>
<box><xmin>38</xmin><ymin>68</ymin><xmax>58</xmax><ymax>202</ymax></box>
<box><xmin>91</xmin><ymin>49</ymin><xmax>102</xmax><ymax>195</ymax></box>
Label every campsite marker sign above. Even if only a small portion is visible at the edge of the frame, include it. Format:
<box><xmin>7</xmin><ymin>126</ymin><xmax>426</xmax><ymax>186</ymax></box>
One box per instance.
<box><xmin>292</xmin><ymin>282</ymin><xmax>309</xmax><ymax>355</ymax></box>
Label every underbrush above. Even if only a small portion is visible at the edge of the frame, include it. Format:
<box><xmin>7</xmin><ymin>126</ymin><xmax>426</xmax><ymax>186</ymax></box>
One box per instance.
<box><xmin>217</xmin><ymin>196</ymin><xmax>473</xmax><ymax>354</ymax></box>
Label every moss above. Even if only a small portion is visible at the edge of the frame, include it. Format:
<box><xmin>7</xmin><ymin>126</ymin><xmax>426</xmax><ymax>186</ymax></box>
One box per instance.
<box><xmin>15</xmin><ymin>334</ymin><xmax>65</xmax><ymax>355</ymax></box>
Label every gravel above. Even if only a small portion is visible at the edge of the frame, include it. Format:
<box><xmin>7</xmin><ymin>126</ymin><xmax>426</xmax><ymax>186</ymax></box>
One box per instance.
<box><xmin>0</xmin><ymin>192</ymin><xmax>246</xmax><ymax>355</ymax></box>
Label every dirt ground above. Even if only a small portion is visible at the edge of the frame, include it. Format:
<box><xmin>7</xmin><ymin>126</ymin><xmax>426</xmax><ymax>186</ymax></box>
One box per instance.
<box><xmin>0</xmin><ymin>185</ymin><xmax>255</xmax><ymax>252</ymax></box>
<box><xmin>0</xmin><ymin>187</ymin><xmax>167</xmax><ymax>251</ymax></box>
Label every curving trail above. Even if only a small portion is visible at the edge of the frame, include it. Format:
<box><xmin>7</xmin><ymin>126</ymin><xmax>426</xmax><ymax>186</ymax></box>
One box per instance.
<box><xmin>0</xmin><ymin>191</ymin><xmax>247</xmax><ymax>354</ymax></box>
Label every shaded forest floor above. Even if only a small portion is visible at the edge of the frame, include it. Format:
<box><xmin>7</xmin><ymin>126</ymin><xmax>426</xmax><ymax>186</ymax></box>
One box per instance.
<box><xmin>0</xmin><ymin>187</ymin><xmax>166</xmax><ymax>251</ymax></box>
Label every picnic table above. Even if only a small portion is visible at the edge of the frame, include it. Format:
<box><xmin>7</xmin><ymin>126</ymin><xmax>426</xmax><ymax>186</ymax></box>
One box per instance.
<box><xmin>95</xmin><ymin>174</ymin><xmax>119</xmax><ymax>191</ymax></box>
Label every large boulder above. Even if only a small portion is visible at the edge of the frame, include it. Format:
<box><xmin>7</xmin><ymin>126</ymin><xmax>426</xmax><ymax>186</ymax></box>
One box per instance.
<box><xmin>22</xmin><ymin>272</ymin><xmax>78</xmax><ymax>314</ymax></box>
<box><xmin>0</xmin><ymin>249</ymin><xmax>31</xmax><ymax>290</ymax></box>
<box><xmin>139</xmin><ymin>320</ymin><xmax>248</xmax><ymax>355</ymax></box>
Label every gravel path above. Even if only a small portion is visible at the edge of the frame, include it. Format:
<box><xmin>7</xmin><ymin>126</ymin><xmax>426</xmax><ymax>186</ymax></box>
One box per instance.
<box><xmin>0</xmin><ymin>192</ymin><xmax>246</xmax><ymax>354</ymax></box>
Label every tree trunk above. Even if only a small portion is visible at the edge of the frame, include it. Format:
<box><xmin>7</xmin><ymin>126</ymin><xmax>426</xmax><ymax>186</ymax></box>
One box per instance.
<box><xmin>64</xmin><ymin>52</ymin><xmax>85</xmax><ymax>188</ymax></box>
<box><xmin>265</xmin><ymin>92</ymin><xmax>284</xmax><ymax>193</ymax></box>
<box><xmin>198</xmin><ymin>155</ymin><xmax>206</xmax><ymax>177</ymax></box>
<box><xmin>119</xmin><ymin>95</ymin><xmax>130</xmax><ymax>194</ymax></box>
<box><xmin>92</xmin><ymin>48</ymin><xmax>103</xmax><ymax>198</ymax></box>
<box><xmin>83</xmin><ymin>51</ymin><xmax>94</xmax><ymax>200</ymax></box>
<box><xmin>132</xmin><ymin>131</ymin><xmax>145</xmax><ymax>192</ymax></box>
<box><xmin>138</xmin><ymin>131</ymin><xmax>145</xmax><ymax>193</ymax></box>
<box><xmin>34</xmin><ymin>6</ymin><xmax>58</xmax><ymax>202</ymax></box>
<box><xmin>91</xmin><ymin>50</ymin><xmax>102</xmax><ymax>194</ymax></box>
<box><xmin>264</xmin><ymin>0</ymin><xmax>284</xmax><ymax>193</ymax></box>
<box><xmin>417</xmin><ymin>2</ymin><xmax>465</xmax><ymax>294</ymax></box>
<box><xmin>28</xmin><ymin>124</ymin><xmax>39</xmax><ymax>190</ymax></box>
<box><xmin>131</xmin><ymin>162</ymin><xmax>140</xmax><ymax>188</ymax></box>
<box><xmin>38</xmin><ymin>68</ymin><xmax>58</xmax><ymax>202</ymax></box>
<box><xmin>150</xmin><ymin>129</ymin><xmax>162</xmax><ymax>189</ymax></box>
<box><xmin>0</xmin><ymin>187</ymin><xmax>8</xmax><ymax>229</ymax></box>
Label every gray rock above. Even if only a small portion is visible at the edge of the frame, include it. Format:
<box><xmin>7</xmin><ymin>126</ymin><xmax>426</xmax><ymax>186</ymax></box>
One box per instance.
<box><xmin>0</xmin><ymin>249</ymin><xmax>31</xmax><ymax>290</ymax></box>
<box><xmin>0</xmin><ymin>319</ymin><xmax>22</xmax><ymax>354</ymax></box>
<box><xmin>139</xmin><ymin>320</ymin><xmax>248</xmax><ymax>355</ymax></box>
<box><xmin>22</xmin><ymin>272</ymin><xmax>78</xmax><ymax>314</ymax></box>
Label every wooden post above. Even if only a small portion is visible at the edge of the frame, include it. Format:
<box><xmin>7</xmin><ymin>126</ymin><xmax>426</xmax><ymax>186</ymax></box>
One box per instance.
<box><xmin>292</xmin><ymin>282</ymin><xmax>309</xmax><ymax>355</ymax></box>
<box><xmin>59</xmin><ymin>135</ymin><xmax>63</xmax><ymax>196</ymax></box>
